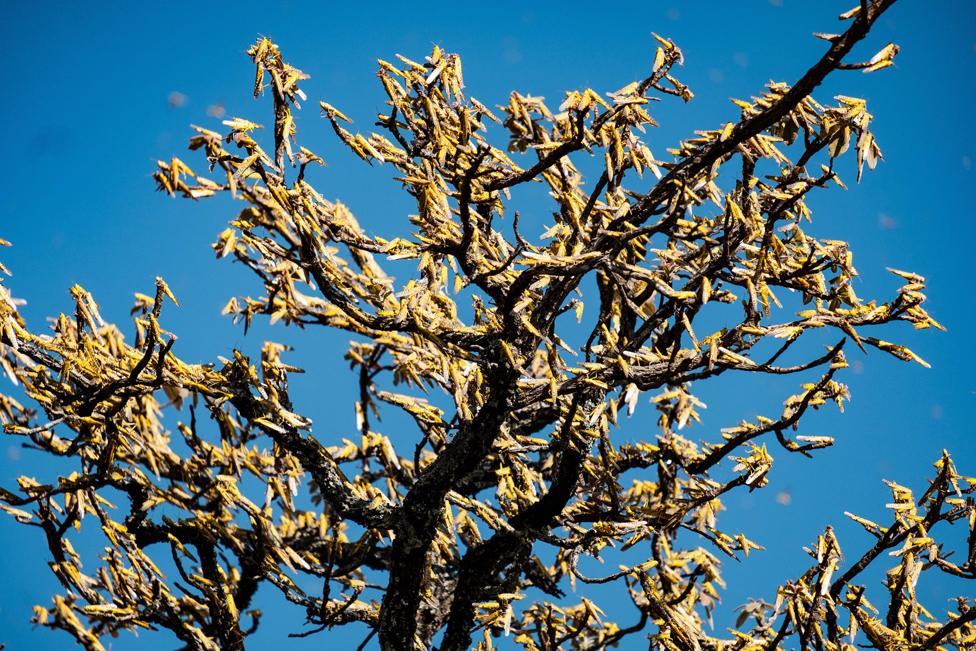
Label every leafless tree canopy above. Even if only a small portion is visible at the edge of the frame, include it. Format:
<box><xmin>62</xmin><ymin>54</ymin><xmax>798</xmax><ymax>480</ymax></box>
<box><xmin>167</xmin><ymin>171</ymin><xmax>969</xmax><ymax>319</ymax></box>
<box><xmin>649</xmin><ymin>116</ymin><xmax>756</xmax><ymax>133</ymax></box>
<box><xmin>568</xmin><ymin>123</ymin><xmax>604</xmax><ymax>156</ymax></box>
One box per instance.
<box><xmin>1</xmin><ymin>1</ymin><xmax>973</xmax><ymax>649</ymax></box>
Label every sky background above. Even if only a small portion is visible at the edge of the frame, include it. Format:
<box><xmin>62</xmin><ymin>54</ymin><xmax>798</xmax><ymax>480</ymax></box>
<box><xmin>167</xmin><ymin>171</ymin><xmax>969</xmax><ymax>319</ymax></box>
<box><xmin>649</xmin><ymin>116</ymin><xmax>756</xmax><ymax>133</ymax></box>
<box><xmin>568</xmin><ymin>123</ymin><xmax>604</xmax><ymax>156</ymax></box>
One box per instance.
<box><xmin>0</xmin><ymin>1</ymin><xmax>974</xmax><ymax>649</ymax></box>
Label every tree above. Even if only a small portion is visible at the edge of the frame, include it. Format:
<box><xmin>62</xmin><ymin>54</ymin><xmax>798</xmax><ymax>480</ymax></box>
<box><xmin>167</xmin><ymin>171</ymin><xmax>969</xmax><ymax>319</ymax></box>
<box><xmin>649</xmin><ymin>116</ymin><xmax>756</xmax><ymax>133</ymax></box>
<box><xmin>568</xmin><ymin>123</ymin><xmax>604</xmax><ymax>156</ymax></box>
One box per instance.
<box><xmin>1</xmin><ymin>0</ymin><xmax>973</xmax><ymax>649</ymax></box>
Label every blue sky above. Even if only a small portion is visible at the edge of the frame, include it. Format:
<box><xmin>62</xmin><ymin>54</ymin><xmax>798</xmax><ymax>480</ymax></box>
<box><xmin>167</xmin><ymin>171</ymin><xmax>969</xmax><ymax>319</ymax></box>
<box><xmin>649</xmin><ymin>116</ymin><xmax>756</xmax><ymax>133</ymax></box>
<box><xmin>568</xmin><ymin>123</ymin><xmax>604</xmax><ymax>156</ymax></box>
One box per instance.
<box><xmin>0</xmin><ymin>1</ymin><xmax>973</xmax><ymax>648</ymax></box>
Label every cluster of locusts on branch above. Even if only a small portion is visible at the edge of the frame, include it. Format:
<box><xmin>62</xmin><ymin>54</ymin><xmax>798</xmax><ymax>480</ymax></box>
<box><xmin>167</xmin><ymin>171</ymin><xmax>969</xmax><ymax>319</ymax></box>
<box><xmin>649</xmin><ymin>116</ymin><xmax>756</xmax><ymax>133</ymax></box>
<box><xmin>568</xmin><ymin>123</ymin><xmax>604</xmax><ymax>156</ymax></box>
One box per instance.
<box><xmin>0</xmin><ymin>1</ymin><xmax>973</xmax><ymax>649</ymax></box>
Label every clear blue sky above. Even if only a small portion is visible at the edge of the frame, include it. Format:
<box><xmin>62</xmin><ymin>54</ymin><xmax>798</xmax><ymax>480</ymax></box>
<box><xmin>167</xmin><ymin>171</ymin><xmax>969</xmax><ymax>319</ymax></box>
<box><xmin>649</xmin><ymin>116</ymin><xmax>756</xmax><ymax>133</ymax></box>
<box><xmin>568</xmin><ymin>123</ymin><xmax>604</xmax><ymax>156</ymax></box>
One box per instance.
<box><xmin>1</xmin><ymin>1</ymin><xmax>973</xmax><ymax>648</ymax></box>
